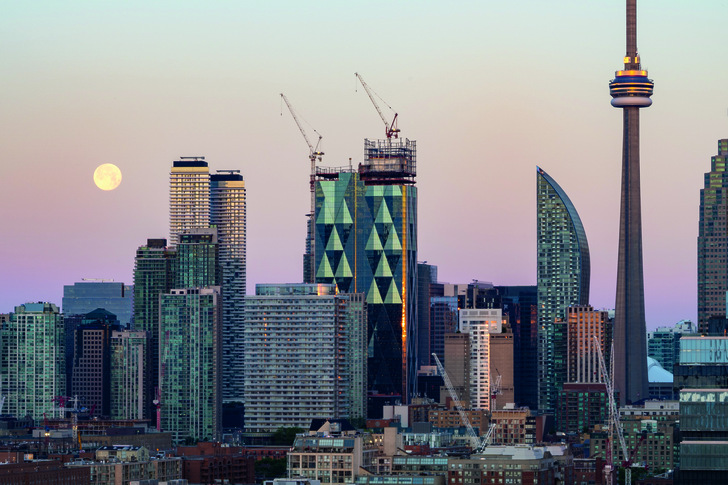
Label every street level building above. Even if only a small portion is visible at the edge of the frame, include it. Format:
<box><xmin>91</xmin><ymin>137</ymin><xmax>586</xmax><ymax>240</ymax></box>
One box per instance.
<box><xmin>244</xmin><ymin>284</ymin><xmax>367</xmax><ymax>433</ymax></box>
<box><xmin>537</xmin><ymin>167</ymin><xmax>590</xmax><ymax>412</ymax></box>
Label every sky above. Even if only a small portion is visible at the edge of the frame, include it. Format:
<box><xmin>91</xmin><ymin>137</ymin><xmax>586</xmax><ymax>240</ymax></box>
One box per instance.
<box><xmin>1</xmin><ymin>1</ymin><xmax>727</xmax><ymax>330</ymax></box>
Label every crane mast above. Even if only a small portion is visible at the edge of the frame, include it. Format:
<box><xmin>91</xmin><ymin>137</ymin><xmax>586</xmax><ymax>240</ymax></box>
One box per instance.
<box><xmin>355</xmin><ymin>73</ymin><xmax>400</xmax><ymax>139</ymax></box>
<box><xmin>594</xmin><ymin>338</ymin><xmax>631</xmax><ymax>485</ymax></box>
<box><xmin>280</xmin><ymin>93</ymin><xmax>324</xmax><ymax>283</ymax></box>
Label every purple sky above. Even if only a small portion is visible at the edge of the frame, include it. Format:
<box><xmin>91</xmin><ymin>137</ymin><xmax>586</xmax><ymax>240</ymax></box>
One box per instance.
<box><xmin>1</xmin><ymin>1</ymin><xmax>727</xmax><ymax>330</ymax></box>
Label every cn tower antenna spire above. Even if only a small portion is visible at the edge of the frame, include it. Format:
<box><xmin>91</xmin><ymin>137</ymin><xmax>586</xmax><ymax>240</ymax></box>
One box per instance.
<box><xmin>626</xmin><ymin>0</ymin><xmax>638</xmax><ymax>65</ymax></box>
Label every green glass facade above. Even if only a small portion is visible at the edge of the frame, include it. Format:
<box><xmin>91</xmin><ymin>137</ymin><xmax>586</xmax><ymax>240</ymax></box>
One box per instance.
<box><xmin>110</xmin><ymin>330</ymin><xmax>147</xmax><ymax>420</ymax></box>
<box><xmin>159</xmin><ymin>287</ymin><xmax>221</xmax><ymax>443</ymax></box>
<box><xmin>314</xmin><ymin>139</ymin><xmax>417</xmax><ymax>400</ymax></box>
<box><xmin>536</xmin><ymin>167</ymin><xmax>590</xmax><ymax>412</ymax></box>
<box><xmin>175</xmin><ymin>229</ymin><xmax>220</xmax><ymax>289</ymax></box>
<box><xmin>2</xmin><ymin>302</ymin><xmax>65</xmax><ymax>419</ymax></box>
<box><xmin>133</xmin><ymin>238</ymin><xmax>176</xmax><ymax>420</ymax></box>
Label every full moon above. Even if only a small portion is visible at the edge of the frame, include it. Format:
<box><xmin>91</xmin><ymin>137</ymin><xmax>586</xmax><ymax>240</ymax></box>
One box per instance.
<box><xmin>93</xmin><ymin>163</ymin><xmax>122</xmax><ymax>191</ymax></box>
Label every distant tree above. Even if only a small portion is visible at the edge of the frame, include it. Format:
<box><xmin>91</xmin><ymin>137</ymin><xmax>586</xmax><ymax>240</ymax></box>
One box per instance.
<box><xmin>272</xmin><ymin>427</ymin><xmax>304</xmax><ymax>446</ymax></box>
<box><xmin>256</xmin><ymin>457</ymin><xmax>287</xmax><ymax>479</ymax></box>
<box><xmin>182</xmin><ymin>436</ymin><xmax>196</xmax><ymax>446</ymax></box>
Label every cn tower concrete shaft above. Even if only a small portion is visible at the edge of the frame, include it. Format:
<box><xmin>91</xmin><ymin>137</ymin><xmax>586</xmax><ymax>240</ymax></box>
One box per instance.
<box><xmin>610</xmin><ymin>0</ymin><xmax>652</xmax><ymax>405</ymax></box>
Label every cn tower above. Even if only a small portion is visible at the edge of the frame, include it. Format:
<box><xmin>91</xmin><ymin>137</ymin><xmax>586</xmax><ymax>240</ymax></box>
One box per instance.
<box><xmin>610</xmin><ymin>0</ymin><xmax>653</xmax><ymax>405</ymax></box>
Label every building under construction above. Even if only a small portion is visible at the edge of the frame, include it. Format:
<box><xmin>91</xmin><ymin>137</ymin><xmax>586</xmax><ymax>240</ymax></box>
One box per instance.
<box><xmin>310</xmin><ymin>137</ymin><xmax>418</xmax><ymax>406</ymax></box>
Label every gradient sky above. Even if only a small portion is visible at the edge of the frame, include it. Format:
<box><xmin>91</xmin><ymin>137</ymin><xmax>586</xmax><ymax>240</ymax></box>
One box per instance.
<box><xmin>1</xmin><ymin>1</ymin><xmax>727</xmax><ymax>330</ymax></box>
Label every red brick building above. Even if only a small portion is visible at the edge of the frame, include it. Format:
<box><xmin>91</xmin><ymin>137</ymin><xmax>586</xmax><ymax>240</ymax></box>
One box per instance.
<box><xmin>176</xmin><ymin>442</ymin><xmax>256</xmax><ymax>484</ymax></box>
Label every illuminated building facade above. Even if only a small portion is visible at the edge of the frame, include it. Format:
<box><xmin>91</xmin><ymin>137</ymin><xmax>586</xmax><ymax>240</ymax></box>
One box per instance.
<box><xmin>459</xmin><ymin>308</ymin><xmax>502</xmax><ymax>412</ymax></box>
<box><xmin>168</xmin><ymin>158</ymin><xmax>210</xmax><ymax>247</ymax></box>
<box><xmin>313</xmin><ymin>138</ymin><xmax>417</xmax><ymax>401</ymax></box>
<box><xmin>698</xmin><ymin>139</ymin><xmax>728</xmax><ymax>333</ymax></box>
<box><xmin>566</xmin><ymin>306</ymin><xmax>611</xmax><ymax>384</ymax></box>
<box><xmin>537</xmin><ymin>167</ymin><xmax>590</xmax><ymax>412</ymax></box>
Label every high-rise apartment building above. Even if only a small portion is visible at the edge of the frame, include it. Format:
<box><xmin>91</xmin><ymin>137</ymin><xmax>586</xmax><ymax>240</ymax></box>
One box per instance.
<box><xmin>210</xmin><ymin>171</ymin><xmax>246</xmax><ymax>403</ymax></box>
<box><xmin>459</xmin><ymin>308</ymin><xmax>502</xmax><ymax>411</ymax></box>
<box><xmin>133</xmin><ymin>238</ymin><xmax>176</xmax><ymax>420</ymax></box>
<box><xmin>62</xmin><ymin>281</ymin><xmax>133</xmax><ymax>326</ymax></box>
<box><xmin>610</xmin><ymin>0</ymin><xmax>653</xmax><ymax>405</ymax></box>
<box><xmin>416</xmin><ymin>263</ymin><xmax>437</xmax><ymax>369</ymax></box>
<box><xmin>443</xmin><ymin>333</ymin><xmax>471</xmax><ymax>407</ymax></box>
<box><xmin>110</xmin><ymin>330</ymin><xmax>147</xmax><ymax>420</ymax></box>
<box><xmin>159</xmin><ymin>287</ymin><xmax>222</xmax><ymax>443</ymax></box>
<box><xmin>312</xmin><ymin>138</ymin><xmax>417</xmax><ymax>401</ymax></box>
<box><xmin>2</xmin><ymin>303</ymin><xmax>65</xmax><ymax>418</ymax></box>
<box><xmin>169</xmin><ymin>157</ymin><xmax>210</xmax><ymax>247</ymax></box>
<box><xmin>244</xmin><ymin>284</ymin><xmax>367</xmax><ymax>433</ymax></box>
<box><xmin>490</xmin><ymin>323</ymin><xmax>514</xmax><ymax>410</ymax></box>
<box><xmin>536</xmin><ymin>167</ymin><xmax>590</xmax><ymax>411</ymax></box>
<box><xmin>698</xmin><ymin>139</ymin><xmax>728</xmax><ymax>333</ymax></box>
<box><xmin>566</xmin><ymin>306</ymin><xmax>610</xmax><ymax>384</ymax></box>
<box><xmin>175</xmin><ymin>229</ymin><xmax>220</xmax><ymax>289</ymax></box>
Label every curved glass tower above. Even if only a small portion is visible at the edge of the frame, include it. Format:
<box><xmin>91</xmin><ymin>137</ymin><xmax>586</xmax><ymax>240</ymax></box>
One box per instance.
<box><xmin>537</xmin><ymin>167</ymin><xmax>590</xmax><ymax>412</ymax></box>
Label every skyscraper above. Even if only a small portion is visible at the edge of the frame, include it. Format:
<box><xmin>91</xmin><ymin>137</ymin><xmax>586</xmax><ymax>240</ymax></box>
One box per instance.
<box><xmin>610</xmin><ymin>0</ymin><xmax>654</xmax><ymax>404</ymax></box>
<box><xmin>62</xmin><ymin>280</ymin><xmax>134</xmax><ymax>326</ymax></box>
<box><xmin>536</xmin><ymin>167</ymin><xmax>590</xmax><ymax>411</ymax></box>
<box><xmin>110</xmin><ymin>330</ymin><xmax>147</xmax><ymax>420</ymax></box>
<box><xmin>459</xmin><ymin>308</ymin><xmax>502</xmax><ymax>411</ymax></box>
<box><xmin>313</xmin><ymin>138</ymin><xmax>417</xmax><ymax>401</ymax></box>
<box><xmin>2</xmin><ymin>302</ymin><xmax>65</xmax><ymax>419</ymax></box>
<box><xmin>169</xmin><ymin>157</ymin><xmax>210</xmax><ymax>247</ymax></box>
<box><xmin>210</xmin><ymin>171</ymin><xmax>247</xmax><ymax>403</ymax></box>
<box><xmin>566</xmin><ymin>306</ymin><xmax>610</xmax><ymax>384</ymax></box>
<box><xmin>133</xmin><ymin>238</ymin><xmax>176</xmax><ymax>420</ymax></box>
<box><xmin>698</xmin><ymin>139</ymin><xmax>728</xmax><ymax>333</ymax></box>
<box><xmin>71</xmin><ymin>318</ymin><xmax>118</xmax><ymax>417</ymax></box>
<box><xmin>159</xmin><ymin>287</ymin><xmax>222</xmax><ymax>442</ymax></box>
<box><xmin>244</xmin><ymin>284</ymin><xmax>367</xmax><ymax>432</ymax></box>
<box><xmin>175</xmin><ymin>229</ymin><xmax>220</xmax><ymax>289</ymax></box>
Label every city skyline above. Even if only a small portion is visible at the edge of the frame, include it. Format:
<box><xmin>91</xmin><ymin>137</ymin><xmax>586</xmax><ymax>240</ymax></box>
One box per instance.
<box><xmin>2</xmin><ymin>1</ymin><xmax>728</xmax><ymax>329</ymax></box>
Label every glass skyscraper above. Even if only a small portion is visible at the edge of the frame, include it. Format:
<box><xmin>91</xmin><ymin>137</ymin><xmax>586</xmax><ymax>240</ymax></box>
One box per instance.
<box><xmin>110</xmin><ymin>330</ymin><xmax>147</xmax><ymax>420</ymax></box>
<box><xmin>159</xmin><ymin>287</ymin><xmax>222</xmax><ymax>443</ymax></box>
<box><xmin>62</xmin><ymin>281</ymin><xmax>133</xmax><ymax>326</ymax></box>
<box><xmin>698</xmin><ymin>139</ymin><xmax>728</xmax><ymax>333</ymax></box>
<box><xmin>536</xmin><ymin>167</ymin><xmax>590</xmax><ymax>412</ymax></box>
<box><xmin>313</xmin><ymin>138</ymin><xmax>417</xmax><ymax>400</ymax></box>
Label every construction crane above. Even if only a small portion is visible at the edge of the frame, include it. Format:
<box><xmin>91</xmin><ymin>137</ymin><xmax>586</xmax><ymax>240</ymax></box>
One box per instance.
<box><xmin>432</xmin><ymin>353</ymin><xmax>495</xmax><ymax>453</ymax></box>
<box><xmin>594</xmin><ymin>338</ymin><xmax>632</xmax><ymax>485</ymax></box>
<box><xmin>490</xmin><ymin>369</ymin><xmax>502</xmax><ymax>411</ymax></box>
<box><xmin>280</xmin><ymin>93</ymin><xmax>324</xmax><ymax>282</ymax></box>
<box><xmin>355</xmin><ymin>73</ymin><xmax>400</xmax><ymax>139</ymax></box>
